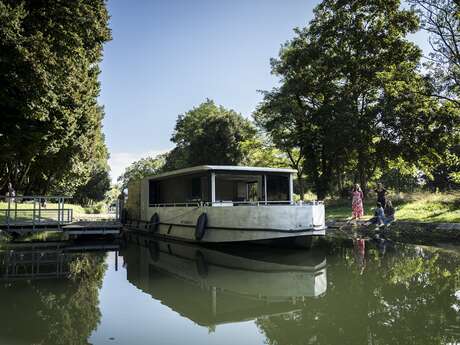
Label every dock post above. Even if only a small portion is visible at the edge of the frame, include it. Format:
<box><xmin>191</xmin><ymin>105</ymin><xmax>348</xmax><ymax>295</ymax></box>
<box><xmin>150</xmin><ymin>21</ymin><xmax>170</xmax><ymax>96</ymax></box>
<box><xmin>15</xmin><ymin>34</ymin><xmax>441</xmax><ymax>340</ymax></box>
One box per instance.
<box><xmin>58</xmin><ymin>197</ymin><xmax>62</xmax><ymax>226</ymax></box>
<box><xmin>57</xmin><ymin>197</ymin><xmax>60</xmax><ymax>224</ymax></box>
<box><xmin>62</xmin><ymin>198</ymin><xmax>65</xmax><ymax>223</ymax></box>
<box><xmin>7</xmin><ymin>196</ymin><xmax>11</xmax><ymax>231</ymax></box>
<box><xmin>38</xmin><ymin>197</ymin><xmax>41</xmax><ymax>224</ymax></box>
<box><xmin>32</xmin><ymin>198</ymin><xmax>36</xmax><ymax>232</ymax></box>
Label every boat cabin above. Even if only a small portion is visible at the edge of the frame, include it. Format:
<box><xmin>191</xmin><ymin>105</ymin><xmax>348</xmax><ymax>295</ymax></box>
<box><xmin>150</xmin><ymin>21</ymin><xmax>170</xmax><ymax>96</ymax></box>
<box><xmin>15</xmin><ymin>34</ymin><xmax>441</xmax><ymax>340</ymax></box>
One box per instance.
<box><xmin>142</xmin><ymin>165</ymin><xmax>295</xmax><ymax>207</ymax></box>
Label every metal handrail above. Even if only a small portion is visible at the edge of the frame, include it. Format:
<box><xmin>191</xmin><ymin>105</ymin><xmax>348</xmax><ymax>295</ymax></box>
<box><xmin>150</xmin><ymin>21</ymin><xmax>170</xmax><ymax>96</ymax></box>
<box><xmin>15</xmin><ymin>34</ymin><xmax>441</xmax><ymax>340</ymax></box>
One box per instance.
<box><xmin>149</xmin><ymin>200</ymin><xmax>324</xmax><ymax>208</ymax></box>
<box><xmin>0</xmin><ymin>195</ymin><xmax>72</xmax><ymax>199</ymax></box>
<box><xmin>0</xmin><ymin>195</ymin><xmax>73</xmax><ymax>231</ymax></box>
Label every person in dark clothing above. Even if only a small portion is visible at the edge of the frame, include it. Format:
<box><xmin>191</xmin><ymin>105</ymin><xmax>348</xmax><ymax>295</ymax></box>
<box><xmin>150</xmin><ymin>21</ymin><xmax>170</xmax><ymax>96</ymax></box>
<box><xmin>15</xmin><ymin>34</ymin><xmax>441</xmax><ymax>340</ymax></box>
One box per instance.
<box><xmin>383</xmin><ymin>200</ymin><xmax>395</xmax><ymax>225</ymax></box>
<box><xmin>375</xmin><ymin>183</ymin><xmax>387</xmax><ymax>208</ymax></box>
<box><xmin>365</xmin><ymin>202</ymin><xmax>385</xmax><ymax>226</ymax></box>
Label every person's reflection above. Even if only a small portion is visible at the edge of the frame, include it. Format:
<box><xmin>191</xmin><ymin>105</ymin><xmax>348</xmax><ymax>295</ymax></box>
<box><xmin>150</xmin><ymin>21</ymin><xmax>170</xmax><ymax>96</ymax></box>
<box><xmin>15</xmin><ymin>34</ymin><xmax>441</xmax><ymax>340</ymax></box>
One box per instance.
<box><xmin>354</xmin><ymin>237</ymin><xmax>366</xmax><ymax>275</ymax></box>
<box><xmin>372</xmin><ymin>234</ymin><xmax>392</xmax><ymax>258</ymax></box>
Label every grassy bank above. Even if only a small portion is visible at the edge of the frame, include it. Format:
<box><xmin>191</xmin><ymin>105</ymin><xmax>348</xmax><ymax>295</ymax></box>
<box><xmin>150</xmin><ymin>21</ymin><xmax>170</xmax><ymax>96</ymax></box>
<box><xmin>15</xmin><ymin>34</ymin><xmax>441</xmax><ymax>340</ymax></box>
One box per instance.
<box><xmin>0</xmin><ymin>201</ymin><xmax>108</xmax><ymax>222</ymax></box>
<box><xmin>325</xmin><ymin>192</ymin><xmax>460</xmax><ymax>223</ymax></box>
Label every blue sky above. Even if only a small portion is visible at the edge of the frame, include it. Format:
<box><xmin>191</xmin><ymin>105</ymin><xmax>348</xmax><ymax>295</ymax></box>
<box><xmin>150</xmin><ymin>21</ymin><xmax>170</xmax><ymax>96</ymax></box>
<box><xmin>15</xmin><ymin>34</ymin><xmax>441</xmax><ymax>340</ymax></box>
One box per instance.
<box><xmin>100</xmin><ymin>0</ymin><xmax>430</xmax><ymax>182</ymax></box>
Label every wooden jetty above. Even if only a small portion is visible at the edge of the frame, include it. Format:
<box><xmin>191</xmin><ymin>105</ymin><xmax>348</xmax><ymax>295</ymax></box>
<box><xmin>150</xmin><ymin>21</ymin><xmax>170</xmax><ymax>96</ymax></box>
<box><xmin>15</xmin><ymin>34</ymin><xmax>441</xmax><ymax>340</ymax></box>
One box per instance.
<box><xmin>0</xmin><ymin>195</ymin><xmax>122</xmax><ymax>238</ymax></box>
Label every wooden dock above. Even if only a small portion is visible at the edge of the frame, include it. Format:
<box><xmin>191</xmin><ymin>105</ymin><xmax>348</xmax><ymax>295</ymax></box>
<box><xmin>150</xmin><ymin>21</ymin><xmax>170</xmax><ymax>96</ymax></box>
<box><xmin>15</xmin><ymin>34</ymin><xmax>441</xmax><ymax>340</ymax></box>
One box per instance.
<box><xmin>62</xmin><ymin>221</ymin><xmax>122</xmax><ymax>235</ymax></box>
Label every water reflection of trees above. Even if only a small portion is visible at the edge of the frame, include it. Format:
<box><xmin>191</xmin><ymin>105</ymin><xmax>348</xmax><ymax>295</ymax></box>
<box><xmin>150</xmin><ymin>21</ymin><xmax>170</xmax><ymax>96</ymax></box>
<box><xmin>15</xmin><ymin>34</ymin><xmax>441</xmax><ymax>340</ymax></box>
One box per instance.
<box><xmin>0</xmin><ymin>253</ymin><xmax>107</xmax><ymax>345</ymax></box>
<box><xmin>257</xmin><ymin>243</ymin><xmax>460</xmax><ymax>345</ymax></box>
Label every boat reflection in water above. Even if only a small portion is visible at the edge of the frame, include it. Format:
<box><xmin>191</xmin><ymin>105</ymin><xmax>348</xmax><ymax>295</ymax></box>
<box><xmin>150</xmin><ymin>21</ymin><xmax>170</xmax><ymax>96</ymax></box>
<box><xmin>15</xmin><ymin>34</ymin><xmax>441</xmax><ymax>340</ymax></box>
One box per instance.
<box><xmin>122</xmin><ymin>233</ymin><xmax>327</xmax><ymax>329</ymax></box>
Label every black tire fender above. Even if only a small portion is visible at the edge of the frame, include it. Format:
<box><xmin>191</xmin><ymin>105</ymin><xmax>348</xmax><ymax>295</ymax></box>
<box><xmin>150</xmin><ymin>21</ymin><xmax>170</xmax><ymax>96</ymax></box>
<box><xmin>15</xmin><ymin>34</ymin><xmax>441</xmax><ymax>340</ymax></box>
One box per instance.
<box><xmin>195</xmin><ymin>213</ymin><xmax>207</xmax><ymax>241</ymax></box>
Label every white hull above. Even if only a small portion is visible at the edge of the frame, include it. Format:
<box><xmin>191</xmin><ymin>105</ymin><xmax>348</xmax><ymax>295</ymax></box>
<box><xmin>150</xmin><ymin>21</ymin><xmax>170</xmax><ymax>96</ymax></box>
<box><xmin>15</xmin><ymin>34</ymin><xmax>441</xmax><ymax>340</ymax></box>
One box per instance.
<box><xmin>127</xmin><ymin>203</ymin><xmax>326</xmax><ymax>243</ymax></box>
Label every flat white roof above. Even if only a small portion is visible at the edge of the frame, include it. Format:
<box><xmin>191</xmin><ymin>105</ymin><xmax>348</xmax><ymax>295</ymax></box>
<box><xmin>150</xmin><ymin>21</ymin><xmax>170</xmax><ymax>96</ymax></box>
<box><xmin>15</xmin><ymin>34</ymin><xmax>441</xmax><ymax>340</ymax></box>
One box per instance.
<box><xmin>146</xmin><ymin>165</ymin><xmax>296</xmax><ymax>181</ymax></box>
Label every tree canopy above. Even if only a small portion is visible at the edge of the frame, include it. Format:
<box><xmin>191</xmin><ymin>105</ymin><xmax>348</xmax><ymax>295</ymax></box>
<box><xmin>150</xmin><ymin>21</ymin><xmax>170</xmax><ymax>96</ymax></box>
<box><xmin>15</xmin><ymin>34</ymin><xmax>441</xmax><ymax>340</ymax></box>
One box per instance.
<box><xmin>118</xmin><ymin>155</ymin><xmax>166</xmax><ymax>190</ymax></box>
<box><xmin>163</xmin><ymin>99</ymin><xmax>256</xmax><ymax>170</ymax></box>
<box><xmin>255</xmin><ymin>0</ymin><xmax>459</xmax><ymax>198</ymax></box>
<box><xmin>0</xmin><ymin>0</ymin><xmax>111</xmax><ymax>200</ymax></box>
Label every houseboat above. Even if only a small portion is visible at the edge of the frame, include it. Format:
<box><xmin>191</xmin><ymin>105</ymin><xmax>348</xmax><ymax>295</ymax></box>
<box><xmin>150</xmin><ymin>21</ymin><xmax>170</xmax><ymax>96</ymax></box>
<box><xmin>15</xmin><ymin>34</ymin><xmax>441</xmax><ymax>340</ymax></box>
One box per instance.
<box><xmin>123</xmin><ymin>165</ymin><xmax>326</xmax><ymax>245</ymax></box>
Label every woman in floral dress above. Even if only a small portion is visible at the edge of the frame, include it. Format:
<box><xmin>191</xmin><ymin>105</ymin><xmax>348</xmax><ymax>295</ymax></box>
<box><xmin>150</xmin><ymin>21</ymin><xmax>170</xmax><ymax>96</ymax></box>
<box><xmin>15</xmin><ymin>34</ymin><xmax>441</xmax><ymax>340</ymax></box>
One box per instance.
<box><xmin>351</xmin><ymin>184</ymin><xmax>364</xmax><ymax>220</ymax></box>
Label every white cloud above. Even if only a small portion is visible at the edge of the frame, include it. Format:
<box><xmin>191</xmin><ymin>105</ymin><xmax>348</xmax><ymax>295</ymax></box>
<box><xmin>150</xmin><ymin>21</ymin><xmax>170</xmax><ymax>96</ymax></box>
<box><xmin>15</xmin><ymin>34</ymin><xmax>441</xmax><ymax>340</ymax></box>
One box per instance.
<box><xmin>108</xmin><ymin>149</ymin><xmax>170</xmax><ymax>184</ymax></box>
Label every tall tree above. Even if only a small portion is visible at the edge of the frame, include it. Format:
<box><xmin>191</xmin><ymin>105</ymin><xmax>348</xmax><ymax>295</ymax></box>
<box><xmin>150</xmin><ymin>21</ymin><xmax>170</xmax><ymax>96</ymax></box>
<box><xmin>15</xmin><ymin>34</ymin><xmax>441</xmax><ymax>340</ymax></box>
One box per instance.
<box><xmin>257</xmin><ymin>0</ymin><xmax>454</xmax><ymax>198</ymax></box>
<box><xmin>409</xmin><ymin>0</ymin><xmax>460</xmax><ymax>188</ymax></box>
<box><xmin>0</xmin><ymin>0</ymin><xmax>111</xmax><ymax>195</ymax></box>
<box><xmin>118</xmin><ymin>155</ymin><xmax>166</xmax><ymax>190</ymax></box>
<box><xmin>409</xmin><ymin>0</ymin><xmax>460</xmax><ymax>104</ymax></box>
<box><xmin>164</xmin><ymin>99</ymin><xmax>256</xmax><ymax>170</ymax></box>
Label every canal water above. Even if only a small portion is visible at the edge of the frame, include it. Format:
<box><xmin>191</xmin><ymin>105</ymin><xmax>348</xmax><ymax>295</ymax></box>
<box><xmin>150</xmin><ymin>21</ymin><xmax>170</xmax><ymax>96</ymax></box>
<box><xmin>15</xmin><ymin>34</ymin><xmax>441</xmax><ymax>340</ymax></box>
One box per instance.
<box><xmin>1</xmin><ymin>234</ymin><xmax>459</xmax><ymax>345</ymax></box>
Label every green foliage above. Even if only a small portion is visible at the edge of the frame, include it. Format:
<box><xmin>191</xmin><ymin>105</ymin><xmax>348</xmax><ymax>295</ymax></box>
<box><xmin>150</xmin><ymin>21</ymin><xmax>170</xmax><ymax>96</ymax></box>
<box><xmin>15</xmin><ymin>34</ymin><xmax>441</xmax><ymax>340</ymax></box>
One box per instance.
<box><xmin>256</xmin><ymin>243</ymin><xmax>460</xmax><ymax>345</ymax></box>
<box><xmin>409</xmin><ymin>0</ymin><xmax>460</xmax><ymax>104</ymax></box>
<box><xmin>118</xmin><ymin>155</ymin><xmax>166</xmax><ymax>190</ymax></box>
<box><xmin>0</xmin><ymin>0</ymin><xmax>111</xmax><ymax>197</ymax></box>
<box><xmin>163</xmin><ymin>99</ymin><xmax>256</xmax><ymax>170</ymax></box>
<box><xmin>256</xmin><ymin>0</ymin><xmax>459</xmax><ymax>198</ymax></box>
<box><xmin>73</xmin><ymin>165</ymin><xmax>111</xmax><ymax>206</ymax></box>
<box><xmin>240</xmin><ymin>136</ymin><xmax>290</xmax><ymax>168</ymax></box>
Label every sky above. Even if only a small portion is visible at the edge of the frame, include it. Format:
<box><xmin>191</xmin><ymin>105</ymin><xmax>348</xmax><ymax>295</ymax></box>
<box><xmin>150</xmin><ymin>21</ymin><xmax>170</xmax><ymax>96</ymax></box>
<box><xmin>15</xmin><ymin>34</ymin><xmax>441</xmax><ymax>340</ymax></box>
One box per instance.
<box><xmin>99</xmin><ymin>0</ymin><xmax>430</xmax><ymax>183</ymax></box>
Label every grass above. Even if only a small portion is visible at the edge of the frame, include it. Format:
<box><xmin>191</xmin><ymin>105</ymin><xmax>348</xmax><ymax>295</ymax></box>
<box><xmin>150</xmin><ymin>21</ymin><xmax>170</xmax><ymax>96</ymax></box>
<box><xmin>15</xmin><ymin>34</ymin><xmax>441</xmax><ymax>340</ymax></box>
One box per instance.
<box><xmin>325</xmin><ymin>191</ymin><xmax>460</xmax><ymax>223</ymax></box>
<box><xmin>0</xmin><ymin>201</ymin><xmax>90</xmax><ymax>222</ymax></box>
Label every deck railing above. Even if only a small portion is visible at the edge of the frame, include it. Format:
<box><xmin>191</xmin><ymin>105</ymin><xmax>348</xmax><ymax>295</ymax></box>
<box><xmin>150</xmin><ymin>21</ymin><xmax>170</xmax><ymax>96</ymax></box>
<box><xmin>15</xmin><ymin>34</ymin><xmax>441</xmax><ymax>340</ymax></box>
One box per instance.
<box><xmin>148</xmin><ymin>200</ymin><xmax>324</xmax><ymax>208</ymax></box>
<box><xmin>0</xmin><ymin>196</ymin><xmax>73</xmax><ymax>231</ymax></box>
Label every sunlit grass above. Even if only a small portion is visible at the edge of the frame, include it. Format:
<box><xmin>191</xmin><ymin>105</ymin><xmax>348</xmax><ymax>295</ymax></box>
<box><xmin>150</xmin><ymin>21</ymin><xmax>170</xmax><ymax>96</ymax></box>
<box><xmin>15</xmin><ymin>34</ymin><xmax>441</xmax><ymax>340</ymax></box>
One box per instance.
<box><xmin>325</xmin><ymin>191</ymin><xmax>460</xmax><ymax>223</ymax></box>
<box><xmin>0</xmin><ymin>202</ymin><xmax>88</xmax><ymax>222</ymax></box>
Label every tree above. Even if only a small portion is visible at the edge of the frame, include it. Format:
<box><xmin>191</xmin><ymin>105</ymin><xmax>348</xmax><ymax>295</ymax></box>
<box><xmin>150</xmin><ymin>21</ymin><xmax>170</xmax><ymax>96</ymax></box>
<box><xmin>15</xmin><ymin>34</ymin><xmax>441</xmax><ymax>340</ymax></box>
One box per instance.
<box><xmin>0</xmin><ymin>0</ymin><xmax>111</xmax><ymax>196</ymax></box>
<box><xmin>163</xmin><ymin>99</ymin><xmax>256</xmax><ymax>170</ymax></box>
<box><xmin>408</xmin><ymin>0</ymin><xmax>460</xmax><ymax>189</ymax></box>
<box><xmin>409</xmin><ymin>0</ymin><xmax>460</xmax><ymax>105</ymax></box>
<box><xmin>257</xmin><ymin>0</ymin><xmax>455</xmax><ymax>198</ymax></box>
<box><xmin>117</xmin><ymin>155</ymin><xmax>166</xmax><ymax>190</ymax></box>
<box><xmin>73</xmin><ymin>166</ymin><xmax>111</xmax><ymax>206</ymax></box>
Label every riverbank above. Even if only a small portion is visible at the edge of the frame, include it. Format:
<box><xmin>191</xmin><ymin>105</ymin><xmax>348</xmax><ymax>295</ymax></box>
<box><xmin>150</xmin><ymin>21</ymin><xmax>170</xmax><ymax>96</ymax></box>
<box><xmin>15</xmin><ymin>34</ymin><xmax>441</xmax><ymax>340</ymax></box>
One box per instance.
<box><xmin>326</xmin><ymin>219</ymin><xmax>460</xmax><ymax>245</ymax></box>
<box><xmin>325</xmin><ymin>191</ymin><xmax>460</xmax><ymax>223</ymax></box>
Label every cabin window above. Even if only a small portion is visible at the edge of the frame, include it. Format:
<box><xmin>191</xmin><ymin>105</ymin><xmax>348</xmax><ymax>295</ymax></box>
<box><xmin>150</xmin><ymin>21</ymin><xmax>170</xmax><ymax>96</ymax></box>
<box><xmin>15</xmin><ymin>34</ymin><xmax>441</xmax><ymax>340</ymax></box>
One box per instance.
<box><xmin>149</xmin><ymin>174</ymin><xmax>209</xmax><ymax>205</ymax></box>
<box><xmin>215</xmin><ymin>174</ymin><xmax>263</xmax><ymax>203</ymax></box>
<box><xmin>191</xmin><ymin>177</ymin><xmax>201</xmax><ymax>200</ymax></box>
<box><xmin>267</xmin><ymin>175</ymin><xmax>289</xmax><ymax>201</ymax></box>
<box><xmin>148</xmin><ymin>180</ymin><xmax>157</xmax><ymax>206</ymax></box>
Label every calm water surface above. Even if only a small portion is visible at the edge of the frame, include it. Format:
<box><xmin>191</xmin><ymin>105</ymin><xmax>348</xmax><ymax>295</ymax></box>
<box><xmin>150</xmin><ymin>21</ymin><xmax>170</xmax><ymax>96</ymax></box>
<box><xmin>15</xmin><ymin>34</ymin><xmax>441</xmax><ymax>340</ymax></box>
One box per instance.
<box><xmin>1</xmin><ymin>234</ymin><xmax>459</xmax><ymax>345</ymax></box>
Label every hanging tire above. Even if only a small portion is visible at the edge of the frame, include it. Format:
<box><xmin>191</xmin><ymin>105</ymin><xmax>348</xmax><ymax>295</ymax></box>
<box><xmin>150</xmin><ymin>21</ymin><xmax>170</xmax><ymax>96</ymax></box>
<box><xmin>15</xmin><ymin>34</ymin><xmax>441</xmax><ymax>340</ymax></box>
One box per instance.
<box><xmin>149</xmin><ymin>213</ymin><xmax>160</xmax><ymax>232</ymax></box>
<box><xmin>195</xmin><ymin>213</ymin><xmax>207</xmax><ymax>241</ymax></box>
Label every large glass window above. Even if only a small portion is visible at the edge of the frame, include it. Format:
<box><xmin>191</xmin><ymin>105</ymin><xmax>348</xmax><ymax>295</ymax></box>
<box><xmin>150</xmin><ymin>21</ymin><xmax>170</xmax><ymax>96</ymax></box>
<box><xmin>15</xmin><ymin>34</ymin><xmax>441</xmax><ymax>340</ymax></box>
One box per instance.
<box><xmin>149</xmin><ymin>174</ymin><xmax>209</xmax><ymax>205</ymax></box>
<box><xmin>267</xmin><ymin>174</ymin><xmax>289</xmax><ymax>201</ymax></box>
<box><xmin>215</xmin><ymin>174</ymin><xmax>263</xmax><ymax>203</ymax></box>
